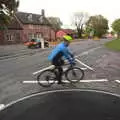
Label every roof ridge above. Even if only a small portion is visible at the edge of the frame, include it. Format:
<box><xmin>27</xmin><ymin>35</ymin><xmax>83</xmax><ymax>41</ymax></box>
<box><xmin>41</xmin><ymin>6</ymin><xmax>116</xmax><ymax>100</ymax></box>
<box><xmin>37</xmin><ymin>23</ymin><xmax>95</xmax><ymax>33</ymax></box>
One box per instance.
<box><xmin>16</xmin><ymin>11</ymin><xmax>42</xmax><ymax>16</ymax></box>
<box><xmin>15</xmin><ymin>11</ymin><xmax>50</xmax><ymax>26</ymax></box>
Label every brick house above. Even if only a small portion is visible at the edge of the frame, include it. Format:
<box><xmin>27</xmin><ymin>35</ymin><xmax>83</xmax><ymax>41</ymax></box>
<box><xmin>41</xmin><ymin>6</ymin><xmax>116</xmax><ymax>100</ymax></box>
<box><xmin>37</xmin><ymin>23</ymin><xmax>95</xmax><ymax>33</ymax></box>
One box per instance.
<box><xmin>0</xmin><ymin>10</ymin><xmax>55</xmax><ymax>45</ymax></box>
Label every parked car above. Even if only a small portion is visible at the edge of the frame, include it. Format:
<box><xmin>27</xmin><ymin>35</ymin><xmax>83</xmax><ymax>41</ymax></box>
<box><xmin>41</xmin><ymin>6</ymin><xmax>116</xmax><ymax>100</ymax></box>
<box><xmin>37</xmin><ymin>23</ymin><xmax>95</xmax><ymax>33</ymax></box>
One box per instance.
<box><xmin>24</xmin><ymin>39</ymin><xmax>49</xmax><ymax>48</ymax></box>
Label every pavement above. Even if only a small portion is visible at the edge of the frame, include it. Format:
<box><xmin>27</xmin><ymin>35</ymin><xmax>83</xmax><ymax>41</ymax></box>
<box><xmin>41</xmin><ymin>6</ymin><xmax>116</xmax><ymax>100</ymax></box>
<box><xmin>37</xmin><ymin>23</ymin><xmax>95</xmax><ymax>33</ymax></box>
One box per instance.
<box><xmin>0</xmin><ymin>44</ymin><xmax>26</xmax><ymax>56</ymax></box>
<box><xmin>0</xmin><ymin>44</ymin><xmax>50</xmax><ymax>60</ymax></box>
<box><xmin>0</xmin><ymin>39</ymin><xmax>111</xmax><ymax>59</ymax></box>
<box><xmin>0</xmin><ymin>38</ymin><xmax>120</xmax><ymax>106</ymax></box>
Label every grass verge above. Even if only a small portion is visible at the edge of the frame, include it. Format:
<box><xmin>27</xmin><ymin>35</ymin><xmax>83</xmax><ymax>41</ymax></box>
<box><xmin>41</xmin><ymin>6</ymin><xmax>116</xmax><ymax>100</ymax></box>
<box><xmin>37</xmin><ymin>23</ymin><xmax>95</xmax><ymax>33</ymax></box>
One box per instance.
<box><xmin>105</xmin><ymin>39</ymin><xmax>120</xmax><ymax>51</ymax></box>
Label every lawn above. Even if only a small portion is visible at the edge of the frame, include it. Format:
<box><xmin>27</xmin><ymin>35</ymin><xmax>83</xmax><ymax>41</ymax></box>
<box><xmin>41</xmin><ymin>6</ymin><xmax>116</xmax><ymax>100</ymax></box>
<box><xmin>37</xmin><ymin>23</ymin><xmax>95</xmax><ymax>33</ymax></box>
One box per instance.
<box><xmin>105</xmin><ymin>39</ymin><xmax>120</xmax><ymax>51</ymax></box>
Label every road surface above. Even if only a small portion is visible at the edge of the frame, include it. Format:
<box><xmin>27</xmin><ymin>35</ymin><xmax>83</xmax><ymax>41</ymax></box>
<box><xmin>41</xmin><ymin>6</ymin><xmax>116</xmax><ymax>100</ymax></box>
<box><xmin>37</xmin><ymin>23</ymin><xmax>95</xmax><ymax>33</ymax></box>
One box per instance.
<box><xmin>0</xmin><ymin>39</ymin><xmax>120</xmax><ymax>105</ymax></box>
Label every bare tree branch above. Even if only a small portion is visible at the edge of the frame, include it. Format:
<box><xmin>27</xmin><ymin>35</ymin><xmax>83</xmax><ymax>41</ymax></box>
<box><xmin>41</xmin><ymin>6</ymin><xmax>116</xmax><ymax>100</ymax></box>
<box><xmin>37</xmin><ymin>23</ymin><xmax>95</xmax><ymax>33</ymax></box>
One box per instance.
<box><xmin>72</xmin><ymin>12</ymin><xmax>89</xmax><ymax>38</ymax></box>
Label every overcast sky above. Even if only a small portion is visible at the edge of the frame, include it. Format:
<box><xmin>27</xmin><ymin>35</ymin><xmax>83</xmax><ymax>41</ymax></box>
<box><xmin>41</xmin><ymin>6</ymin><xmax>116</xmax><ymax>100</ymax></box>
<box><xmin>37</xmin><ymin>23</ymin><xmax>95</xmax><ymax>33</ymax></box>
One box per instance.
<box><xmin>19</xmin><ymin>0</ymin><xmax>120</xmax><ymax>29</ymax></box>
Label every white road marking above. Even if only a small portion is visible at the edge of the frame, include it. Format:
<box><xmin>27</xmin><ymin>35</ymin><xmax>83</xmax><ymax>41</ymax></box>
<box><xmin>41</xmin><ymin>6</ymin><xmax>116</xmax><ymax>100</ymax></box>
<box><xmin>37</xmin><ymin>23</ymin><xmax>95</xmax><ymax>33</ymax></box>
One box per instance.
<box><xmin>76</xmin><ymin>46</ymin><xmax>102</xmax><ymax>57</ymax></box>
<box><xmin>33</xmin><ymin>66</ymin><xmax>87</xmax><ymax>75</ymax></box>
<box><xmin>32</xmin><ymin>46</ymin><xmax>98</xmax><ymax>75</ymax></box>
<box><xmin>4</xmin><ymin>89</ymin><xmax>120</xmax><ymax>111</ymax></box>
<box><xmin>80</xmin><ymin>79</ymin><xmax>108</xmax><ymax>82</ymax></box>
<box><xmin>63</xmin><ymin>67</ymin><xmax>87</xmax><ymax>71</ymax></box>
<box><xmin>115</xmin><ymin>80</ymin><xmax>120</xmax><ymax>83</ymax></box>
<box><xmin>75</xmin><ymin>58</ymin><xmax>95</xmax><ymax>71</ymax></box>
<box><xmin>73</xmin><ymin>47</ymin><xmax>102</xmax><ymax>71</ymax></box>
<box><xmin>23</xmin><ymin>79</ymin><xmax>108</xmax><ymax>84</ymax></box>
<box><xmin>23</xmin><ymin>81</ymin><xmax>38</xmax><ymax>83</ymax></box>
<box><xmin>33</xmin><ymin>65</ymin><xmax>55</xmax><ymax>75</ymax></box>
<box><xmin>0</xmin><ymin>104</ymin><xmax>5</xmax><ymax>111</ymax></box>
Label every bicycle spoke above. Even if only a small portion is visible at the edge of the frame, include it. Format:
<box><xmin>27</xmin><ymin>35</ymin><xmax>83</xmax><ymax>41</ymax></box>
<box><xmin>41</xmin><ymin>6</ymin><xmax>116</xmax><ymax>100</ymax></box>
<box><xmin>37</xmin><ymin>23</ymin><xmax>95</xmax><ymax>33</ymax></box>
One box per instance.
<box><xmin>37</xmin><ymin>70</ymin><xmax>56</xmax><ymax>87</ymax></box>
<box><xmin>66</xmin><ymin>67</ymin><xmax>84</xmax><ymax>83</ymax></box>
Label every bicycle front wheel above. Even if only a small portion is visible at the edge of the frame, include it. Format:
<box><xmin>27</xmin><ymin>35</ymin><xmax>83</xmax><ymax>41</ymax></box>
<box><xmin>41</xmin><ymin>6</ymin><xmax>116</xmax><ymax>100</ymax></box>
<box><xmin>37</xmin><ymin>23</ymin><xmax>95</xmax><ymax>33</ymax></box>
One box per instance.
<box><xmin>65</xmin><ymin>67</ymin><xmax>84</xmax><ymax>83</ymax></box>
<box><xmin>37</xmin><ymin>70</ymin><xmax>56</xmax><ymax>87</ymax></box>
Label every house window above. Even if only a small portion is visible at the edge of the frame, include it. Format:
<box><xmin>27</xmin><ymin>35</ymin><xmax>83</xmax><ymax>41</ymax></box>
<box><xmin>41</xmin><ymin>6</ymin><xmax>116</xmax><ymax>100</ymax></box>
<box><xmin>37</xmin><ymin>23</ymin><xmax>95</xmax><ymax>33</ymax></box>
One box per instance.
<box><xmin>28</xmin><ymin>14</ymin><xmax>33</xmax><ymax>22</ymax></box>
<box><xmin>28</xmin><ymin>33</ymin><xmax>32</xmax><ymax>41</ymax></box>
<box><xmin>34</xmin><ymin>34</ymin><xmax>36</xmax><ymax>38</ymax></box>
<box><xmin>28</xmin><ymin>33</ymin><xmax>37</xmax><ymax>40</ymax></box>
<box><xmin>36</xmin><ymin>33</ymin><xmax>42</xmax><ymax>39</ymax></box>
<box><xmin>6</xmin><ymin>34</ymin><xmax>14</xmax><ymax>41</ymax></box>
<box><xmin>39</xmin><ymin>16</ymin><xmax>44</xmax><ymax>23</ymax></box>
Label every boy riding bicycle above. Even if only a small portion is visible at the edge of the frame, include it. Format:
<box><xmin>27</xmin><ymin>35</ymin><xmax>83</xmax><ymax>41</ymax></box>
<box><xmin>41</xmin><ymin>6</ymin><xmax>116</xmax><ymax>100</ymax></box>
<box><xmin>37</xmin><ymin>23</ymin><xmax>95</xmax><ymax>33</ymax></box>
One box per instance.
<box><xmin>48</xmin><ymin>35</ymin><xmax>75</xmax><ymax>84</ymax></box>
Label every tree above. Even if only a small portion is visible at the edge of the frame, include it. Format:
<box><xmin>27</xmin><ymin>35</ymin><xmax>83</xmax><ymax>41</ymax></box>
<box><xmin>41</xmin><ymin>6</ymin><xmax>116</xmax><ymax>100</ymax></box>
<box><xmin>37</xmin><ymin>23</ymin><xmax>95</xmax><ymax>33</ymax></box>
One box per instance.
<box><xmin>86</xmin><ymin>15</ymin><xmax>109</xmax><ymax>37</ymax></box>
<box><xmin>110</xmin><ymin>31</ymin><xmax>115</xmax><ymax>35</ymax></box>
<box><xmin>72</xmin><ymin>12</ymin><xmax>89</xmax><ymax>38</ymax></box>
<box><xmin>0</xmin><ymin>0</ymin><xmax>19</xmax><ymax>29</ymax></box>
<box><xmin>47</xmin><ymin>17</ymin><xmax>62</xmax><ymax>31</ymax></box>
<box><xmin>112</xmin><ymin>19</ymin><xmax>120</xmax><ymax>38</ymax></box>
<box><xmin>85</xmin><ymin>26</ymin><xmax>94</xmax><ymax>38</ymax></box>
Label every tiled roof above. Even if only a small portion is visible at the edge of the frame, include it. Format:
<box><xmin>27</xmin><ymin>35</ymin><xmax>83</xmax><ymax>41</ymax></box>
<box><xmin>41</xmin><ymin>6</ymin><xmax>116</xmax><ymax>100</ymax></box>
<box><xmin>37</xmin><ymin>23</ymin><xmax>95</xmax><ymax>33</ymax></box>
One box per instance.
<box><xmin>16</xmin><ymin>12</ymin><xmax>51</xmax><ymax>25</ymax></box>
<box><xmin>7</xmin><ymin>16</ymin><xmax>23</xmax><ymax>30</ymax></box>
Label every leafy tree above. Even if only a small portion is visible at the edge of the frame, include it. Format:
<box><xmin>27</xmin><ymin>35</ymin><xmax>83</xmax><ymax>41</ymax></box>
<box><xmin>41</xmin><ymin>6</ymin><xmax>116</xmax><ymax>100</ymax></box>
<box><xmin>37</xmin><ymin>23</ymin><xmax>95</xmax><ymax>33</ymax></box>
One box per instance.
<box><xmin>47</xmin><ymin>17</ymin><xmax>62</xmax><ymax>31</ymax></box>
<box><xmin>0</xmin><ymin>0</ymin><xmax>19</xmax><ymax>29</ymax></box>
<box><xmin>72</xmin><ymin>12</ymin><xmax>89</xmax><ymax>38</ymax></box>
<box><xmin>86</xmin><ymin>15</ymin><xmax>109</xmax><ymax>37</ymax></box>
<box><xmin>112</xmin><ymin>19</ymin><xmax>120</xmax><ymax>38</ymax></box>
<box><xmin>85</xmin><ymin>26</ymin><xmax>95</xmax><ymax>38</ymax></box>
<box><xmin>110</xmin><ymin>31</ymin><xmax>115</xmax><ymax>35</ymax></box>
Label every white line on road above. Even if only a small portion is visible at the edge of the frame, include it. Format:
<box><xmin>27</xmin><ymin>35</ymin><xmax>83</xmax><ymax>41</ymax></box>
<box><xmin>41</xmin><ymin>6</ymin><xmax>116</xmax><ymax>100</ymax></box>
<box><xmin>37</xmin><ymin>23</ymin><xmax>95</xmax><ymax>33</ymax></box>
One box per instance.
<box><xmin>23</xmin><ymin>81</ymin><xmax>38</xmax><ymax>83</ymax></box>
<box><xmin>115</xmin><ymin>80</ymin><xmax>120</xmax><ymax>83</ymax></box>
<box><xmin>80</xmin><ymin>79</ymin><xmax>108</xmax><ymax>82</ymax></box>
<box><xmin>76</xmin><ymin>46</ymin><xmax>102</xmax><ymax>57</ymax></box>
<box><xmin>0</xmin><ymin>104</ymin><xmax>5</xmax><ymax>111</ymax></box>
<box><xmin>33</xmin><ymin>65</ymin><xmax>55</xmax><ymax>75</ymax></box>
<box><xmin>32</xmin><ymin>46</ymin><xmax>98</xmax><ymax>75</ymax></box>
<box><xmin>73</xmin><ymin>47</ymin><xmax>102</xmax><ymax>71</ymax></box>
<box><xmin>4</xmin><ymin>89</ymin><xmax>120</xmax><ymax>112</ymax></box>
<box><xmin>32</xmin><ymin>66</ymin><xmax>87</xmax><ymax>75</ymax></box>
<box><xmin>23</xmin><ymin>79</ymin><xmax>108</xmax><ymax>84</ymax></box>
<box><xmin>75</xmin><ymin>58</ymin><xmax>95</xmax><ymax>71</ymax></box>
<box><xmin>63</xmin><ymin>67</ymin><xmax>87</xmax><ymax>71</ymax></box>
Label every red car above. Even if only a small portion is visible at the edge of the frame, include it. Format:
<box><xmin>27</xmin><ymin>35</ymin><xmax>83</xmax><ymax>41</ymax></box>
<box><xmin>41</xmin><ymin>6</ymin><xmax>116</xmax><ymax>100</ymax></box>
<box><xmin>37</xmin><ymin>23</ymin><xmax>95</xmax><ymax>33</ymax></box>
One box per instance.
<box><xmin>24</xmin><ymin>39</ymin><xmax>49</xmax><ymax>48</ymax></box>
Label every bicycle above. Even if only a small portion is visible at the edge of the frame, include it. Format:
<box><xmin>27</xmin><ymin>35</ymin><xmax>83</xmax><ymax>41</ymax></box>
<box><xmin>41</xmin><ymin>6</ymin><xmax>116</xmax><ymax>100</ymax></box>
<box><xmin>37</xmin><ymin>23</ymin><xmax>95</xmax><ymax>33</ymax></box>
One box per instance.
<box><xmin>37</xmin><ymin>63</ymin><xmax>84</xmax><ymax>87</ymax></box>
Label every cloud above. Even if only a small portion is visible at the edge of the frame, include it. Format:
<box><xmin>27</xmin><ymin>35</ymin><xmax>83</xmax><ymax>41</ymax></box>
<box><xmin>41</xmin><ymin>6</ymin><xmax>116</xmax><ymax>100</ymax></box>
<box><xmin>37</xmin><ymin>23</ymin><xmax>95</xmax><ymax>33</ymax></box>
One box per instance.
<box><xmin>19</xmin><ymin>0</ymin><xmax>120</xmax><ymax>27</ymax></box>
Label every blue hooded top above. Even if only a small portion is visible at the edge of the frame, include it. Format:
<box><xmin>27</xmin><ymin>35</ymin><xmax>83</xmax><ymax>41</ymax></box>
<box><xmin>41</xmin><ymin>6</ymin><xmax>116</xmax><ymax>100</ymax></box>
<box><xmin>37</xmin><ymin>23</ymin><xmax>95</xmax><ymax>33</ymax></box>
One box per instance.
<box><xmin>48</xmin><ymin>42</ymin><xmax>74</xmax><ymax>64</ymax></box>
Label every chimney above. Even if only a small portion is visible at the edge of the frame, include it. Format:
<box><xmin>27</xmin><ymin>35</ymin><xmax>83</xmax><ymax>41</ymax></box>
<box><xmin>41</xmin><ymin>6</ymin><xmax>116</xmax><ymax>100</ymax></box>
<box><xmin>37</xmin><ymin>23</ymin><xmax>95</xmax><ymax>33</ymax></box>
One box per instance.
<box><xmin>41</xmin><ymin>9</ymin><xmax>45</xmax><ymax>16</ymax></box>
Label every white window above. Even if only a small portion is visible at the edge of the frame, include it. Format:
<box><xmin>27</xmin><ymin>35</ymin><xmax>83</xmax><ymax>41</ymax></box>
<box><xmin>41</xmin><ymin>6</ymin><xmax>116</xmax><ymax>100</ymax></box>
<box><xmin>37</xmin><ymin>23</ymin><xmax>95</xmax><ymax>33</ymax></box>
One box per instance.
<box><xmin>29</xmin><ymin>33</ymin><xmax>36</xmax><ymax>39</ymax></box>
<box><xmin>36</xmin><ymin>34</ymin><xmax>39</xmax><ymax>39</ymax></box>
<box><xmin>28</xmin><ymin>14</ymin><xmax>33</xmax><ymax>21</ymax></box>
<box><xmin>6</xmin><ymin>34</ymin><xmax>14</xmax><ymax>41</ymax></box>
<box><xmin>28</xmin><ymin>33</ymin><xmax>32</xmax><ymax>41</ymax></box>
<box><xmin>31</xmin><ymin>33</ymin><xmax>35</xmax><ymax>39</ymax></box>
<box><xmin>36</xmin><ymin>33</ymin><xmax>42</xmax><ymax>39</ymax></box>
<box><xmin>39</xmin><ymin>16</ymin><xmax>44</xmax><ymax>23</ymax></box>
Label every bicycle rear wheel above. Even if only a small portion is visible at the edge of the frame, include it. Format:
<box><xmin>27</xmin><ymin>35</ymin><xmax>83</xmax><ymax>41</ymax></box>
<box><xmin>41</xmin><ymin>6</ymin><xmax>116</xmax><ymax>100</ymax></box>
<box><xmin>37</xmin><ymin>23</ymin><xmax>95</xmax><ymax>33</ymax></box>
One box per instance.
<box><xmin>37</xmin><ymin>70</ymin><xmax>56</xmax><ymax>87</ymax></box>
<box><xmin>65</xmin><ymin>67</ymin><xmax>84</xmax><ymax>83</ymax></box>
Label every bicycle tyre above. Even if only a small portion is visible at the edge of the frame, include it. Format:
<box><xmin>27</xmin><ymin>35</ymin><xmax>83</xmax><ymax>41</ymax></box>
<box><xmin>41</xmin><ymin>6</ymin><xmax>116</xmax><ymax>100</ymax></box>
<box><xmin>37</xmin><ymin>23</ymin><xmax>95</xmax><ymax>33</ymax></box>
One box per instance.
<box><xmin>37</xmin><ymin>70</ymin><xmax>56</xmax><ymax>87</ymax></box>
<box><xmin>65</xmin><ymin>67</ymin><xmax>84</xmax><ymax>83</ymax></box>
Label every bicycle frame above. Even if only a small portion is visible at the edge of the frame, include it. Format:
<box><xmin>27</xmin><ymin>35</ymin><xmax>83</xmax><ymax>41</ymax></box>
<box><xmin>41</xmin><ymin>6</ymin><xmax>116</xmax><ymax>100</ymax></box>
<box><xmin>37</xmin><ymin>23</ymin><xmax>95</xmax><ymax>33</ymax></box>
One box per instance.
<box><xmin>53</xmin><ymin>64</ymin><xmax>74</xmax><ymax>77</ymax></box>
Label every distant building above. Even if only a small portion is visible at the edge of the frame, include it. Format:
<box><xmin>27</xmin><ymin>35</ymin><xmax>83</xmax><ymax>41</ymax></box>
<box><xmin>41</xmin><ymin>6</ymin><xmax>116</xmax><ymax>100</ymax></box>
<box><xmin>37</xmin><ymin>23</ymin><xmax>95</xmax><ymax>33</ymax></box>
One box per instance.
<box><xmin>0</xmin><ymin>10</ymin><xmax>55</xmax><ymax>45</ymax></box>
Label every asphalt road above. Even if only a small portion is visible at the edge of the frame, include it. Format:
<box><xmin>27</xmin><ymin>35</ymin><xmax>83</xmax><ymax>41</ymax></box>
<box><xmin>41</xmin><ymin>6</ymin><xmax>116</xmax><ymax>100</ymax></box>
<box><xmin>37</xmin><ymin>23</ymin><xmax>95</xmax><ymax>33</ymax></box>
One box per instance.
<box><xmin>1</xmin><ymin>90</ymin><xmax>120</xmax><ymax>120</ymax></box>
<box><xmin>0</xmin><ymin>39</ymin><xmax>120</xmax><ymax>105</ymax></box>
